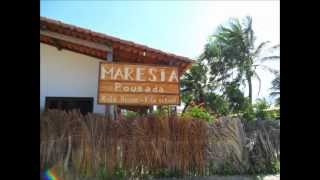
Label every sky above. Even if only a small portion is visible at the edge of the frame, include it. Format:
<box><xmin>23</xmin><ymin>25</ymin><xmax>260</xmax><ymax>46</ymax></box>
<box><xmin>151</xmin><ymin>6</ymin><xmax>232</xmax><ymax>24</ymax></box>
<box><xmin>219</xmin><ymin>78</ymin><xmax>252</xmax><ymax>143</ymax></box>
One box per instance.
<box><xmin>41</xmin><ymin>0</ymin><xmax>280</xmax><ymax>104</ymax></box>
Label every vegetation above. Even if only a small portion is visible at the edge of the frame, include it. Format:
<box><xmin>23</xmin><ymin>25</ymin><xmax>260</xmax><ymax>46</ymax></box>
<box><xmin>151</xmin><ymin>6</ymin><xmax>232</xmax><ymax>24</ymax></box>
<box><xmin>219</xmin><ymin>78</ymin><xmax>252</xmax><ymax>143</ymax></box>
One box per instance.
<box><xmin>200</xmin><ymin>16</ymin><xmax>279</xmax><ymax>105</ymax></box>
<box><xmin>182</xmin><ymin>104</ymin><xmax>214</xmax><ymax>123</ymax></box>
<box><xmin>180</xmin><ymin>62</ymin><xmax>208</xmax><ymax>113</ymax></box>
<box><xmin>122</xmin><ymin>110</ymin><xmax>139</xmax><ymax>119</ymax></box>
<box><xmin>204</xmin><ymin>93</ymin><xmax>230</xmax><ymax>117</ymax></box>
<box><xmin>253</xmin><ymin>98</ymin><xmax>278</xmax><ymax>120</ymax></box>
<box><xmin>181</xmin><ymin>16</ymin><xmax>280</xmax><ymax>121</ymax></box>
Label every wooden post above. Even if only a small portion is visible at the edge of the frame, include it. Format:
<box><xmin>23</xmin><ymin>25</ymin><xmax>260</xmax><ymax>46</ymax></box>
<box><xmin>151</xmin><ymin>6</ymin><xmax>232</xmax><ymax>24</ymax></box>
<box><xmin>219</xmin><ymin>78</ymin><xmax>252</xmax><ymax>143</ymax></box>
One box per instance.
<box><xmin>105</xmin><ymin>50</ymin><xmax>117</xmax><ymax>120</ymax></box>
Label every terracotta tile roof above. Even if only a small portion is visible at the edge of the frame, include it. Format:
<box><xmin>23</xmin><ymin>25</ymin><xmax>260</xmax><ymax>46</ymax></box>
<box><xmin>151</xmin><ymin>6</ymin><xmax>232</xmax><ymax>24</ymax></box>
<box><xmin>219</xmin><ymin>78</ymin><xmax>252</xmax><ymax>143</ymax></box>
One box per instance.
<box><xmin>40</xmin><ymin>16</ymin><xmax>194</xmax><ymax>64</ymax></box>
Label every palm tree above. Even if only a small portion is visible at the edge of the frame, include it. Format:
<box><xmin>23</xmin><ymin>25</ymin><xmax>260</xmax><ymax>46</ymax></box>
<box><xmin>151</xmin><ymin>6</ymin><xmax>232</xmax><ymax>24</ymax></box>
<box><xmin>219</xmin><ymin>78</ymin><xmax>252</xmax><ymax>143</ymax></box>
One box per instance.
<box><xmin>201</xmin><ymin>16</ymin><xmax>280</xmax><ymax>104</ymax></box>
<box><xmin>180</xmin><ymin>62</ymin><xmax>208</xmax><ymax>113</ymax></box>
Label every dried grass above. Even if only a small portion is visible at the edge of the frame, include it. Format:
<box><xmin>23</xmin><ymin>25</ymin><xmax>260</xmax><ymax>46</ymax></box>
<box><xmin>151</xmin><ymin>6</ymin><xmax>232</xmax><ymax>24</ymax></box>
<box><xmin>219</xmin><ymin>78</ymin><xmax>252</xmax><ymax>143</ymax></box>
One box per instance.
<box><xmin>40</xmin><ymin>110</ymin><xmax>209</xmax><ymax>178</ymax></box>
<box><xmin>206</xmin><ymin>117</ymin><xmax>280</xmax><ymax>175</ymax></box>
<box><xmin>40</xmin><ymin>110</ymin><xmax>280</xmax><ymax>178</ymax></box>
<box><xmin>206</xmin><ymin>117</ymin><xmax>250</xmax><ymax>174</ymax></box>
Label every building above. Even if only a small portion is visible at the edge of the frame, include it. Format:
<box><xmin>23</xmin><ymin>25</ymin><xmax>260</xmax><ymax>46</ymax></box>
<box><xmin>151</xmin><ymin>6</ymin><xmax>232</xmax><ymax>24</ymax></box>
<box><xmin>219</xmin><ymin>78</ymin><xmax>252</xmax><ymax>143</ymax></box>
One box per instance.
<box><xmin>40</xmin><ymin>16</ymin><xmax>194</xmax><ymax>114</ymax></box>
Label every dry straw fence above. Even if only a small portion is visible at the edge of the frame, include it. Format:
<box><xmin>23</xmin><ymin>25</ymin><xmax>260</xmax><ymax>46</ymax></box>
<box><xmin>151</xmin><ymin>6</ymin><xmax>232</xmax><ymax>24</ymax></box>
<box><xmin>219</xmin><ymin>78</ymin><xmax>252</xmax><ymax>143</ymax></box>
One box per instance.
<box><xmin>40</xmin><ymin>110</ymin><xmax>280</xmax><ymax>179</ymax></box>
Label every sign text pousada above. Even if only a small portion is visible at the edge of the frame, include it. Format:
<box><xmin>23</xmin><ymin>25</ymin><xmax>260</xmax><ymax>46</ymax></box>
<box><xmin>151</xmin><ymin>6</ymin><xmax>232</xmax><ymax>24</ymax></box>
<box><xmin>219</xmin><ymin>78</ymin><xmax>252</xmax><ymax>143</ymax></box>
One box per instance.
<box><xmin>98</xmin><ymin>62</ymin><xmax>180</xmax><ymax>105</ymax></box>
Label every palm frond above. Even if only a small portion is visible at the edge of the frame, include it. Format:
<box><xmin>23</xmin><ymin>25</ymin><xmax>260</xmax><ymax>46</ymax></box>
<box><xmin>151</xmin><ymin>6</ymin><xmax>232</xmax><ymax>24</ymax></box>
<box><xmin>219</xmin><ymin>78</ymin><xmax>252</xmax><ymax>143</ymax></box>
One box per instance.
<box><xmin>270</xmin><ymin>91</ymin><xmax>280</xmax><ymax>97</ymax></box>
<box><xmin>258</xmin><ymin>64</ymin><xmax>279</xmax><ymax>75</ymax></box>
<box><xmin>253</xmin><ymin>41</ymin><xmax>270</xmax><ymax>56</ymax></box>
<box><xmin>244</xmin><ymin>16</ymin><xmax>252</xmax><ymax>32</ymax></box>
<box><xmin>271</xmin><ymin>73</ymin><xmax>280</xmax><ymax>91</ymax></box>
<box><xmin>260</xmin><ymin>56</ymin><xmax>280</xmax><ymax>62</ymax></box>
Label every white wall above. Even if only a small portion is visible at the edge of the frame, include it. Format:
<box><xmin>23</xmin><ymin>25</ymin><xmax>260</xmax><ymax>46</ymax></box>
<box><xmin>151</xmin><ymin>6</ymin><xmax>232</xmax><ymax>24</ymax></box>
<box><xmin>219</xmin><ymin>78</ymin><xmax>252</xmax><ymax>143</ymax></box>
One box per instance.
<box><xmin>40</xmin><ymin>43</ymin><xmax>106</xmax><ymax>114</ymax></box>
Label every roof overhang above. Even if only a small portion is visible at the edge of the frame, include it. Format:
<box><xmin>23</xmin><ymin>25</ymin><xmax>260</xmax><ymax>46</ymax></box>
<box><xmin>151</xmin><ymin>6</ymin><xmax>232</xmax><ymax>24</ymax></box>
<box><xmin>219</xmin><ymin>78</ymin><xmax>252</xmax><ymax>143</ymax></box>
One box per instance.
<box><xmin>40</xmin><ymin>16</ymin><xmax>194</xmax><ymax>75</ymax></box>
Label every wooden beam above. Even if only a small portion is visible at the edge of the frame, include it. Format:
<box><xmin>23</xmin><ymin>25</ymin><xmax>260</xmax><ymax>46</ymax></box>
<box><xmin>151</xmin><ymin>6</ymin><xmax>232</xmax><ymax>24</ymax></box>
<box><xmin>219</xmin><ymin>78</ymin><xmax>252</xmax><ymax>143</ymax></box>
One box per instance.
<box><xmin>105</xmin><ymin>49</ymin><xmax>117</xmax><ymax>120</ymax></box>
<box><xmin>40</xmin><ymin>29</ymin><xmax>112</xmax><ymax>52</ymax></box>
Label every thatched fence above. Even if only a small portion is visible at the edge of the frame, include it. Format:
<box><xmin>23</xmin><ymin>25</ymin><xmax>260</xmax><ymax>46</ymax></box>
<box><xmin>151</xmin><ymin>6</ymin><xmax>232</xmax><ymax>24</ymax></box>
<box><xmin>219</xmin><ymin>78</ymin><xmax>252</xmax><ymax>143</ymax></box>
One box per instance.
<box><xmin>40</xmin><ymin>110</ymin><xmax>280</xmax><ymax>179</ymax></box>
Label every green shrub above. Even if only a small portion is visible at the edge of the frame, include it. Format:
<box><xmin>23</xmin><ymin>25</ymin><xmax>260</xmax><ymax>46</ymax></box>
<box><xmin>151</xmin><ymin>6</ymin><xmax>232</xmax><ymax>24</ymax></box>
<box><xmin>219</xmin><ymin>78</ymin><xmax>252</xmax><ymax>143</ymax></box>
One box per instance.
<box><xmin>270</xmin><ymin>159</ymin><xmax>280</xmax><ymax>174</ymax></box>
<box><xmin>152</xmin><ymin>108</ymin><xmax>168</xmax><ymax>118</ymax></box>
<box><xmin>123</xmin><ymin>110</ymin><xmax>139</xmax><ymax>119</ymax></box>
<box><xmin>183</xmin><ymin>106</ymin><xmax>214</xmax><ymax>123</ymax></box>
<box><xmin>254</xmin><ymin>98</ymin><xmax>278</xmax><ymax>120</ymax></box>
<box><xmin>96</xmin><ymin>164</ymin><xmax>126</xmax><ymax>180</ymax></box>
<box><xmin>242</xmin><ymin>100</ymin><xmax>255</xmax><ymax>121</ymax></box>
<box><xmin>266</xmin><ymin>109</ymin><xmax>280</xmax><ymax>120</ymax></box>
<box><xmin>205</xmin><ymin>93</ymin><xmax>230</xmax><ymax>117</ymax></box>
<box><xmin>96</xmin><ymin>165</ymin><xmax>110</xmax><ymax>179</ymax></box>
<box><xmin>153</xmin><ymin>168</ymin><xmax>182</xmax><ymax>178</ymax></box>
<box><xmin>241</xmin><ymin>98</ymin><xmax>280</xmax><ymax>121</ymax></box>
<box><xmin>114</xmin><ymin>165</ymin><xmax>126</xmax><ymax>179</ymax></box>
<box><xmin>254</xmin><ymin>99</ymin><xmax>270</xmax><ymax>120</ymax></box>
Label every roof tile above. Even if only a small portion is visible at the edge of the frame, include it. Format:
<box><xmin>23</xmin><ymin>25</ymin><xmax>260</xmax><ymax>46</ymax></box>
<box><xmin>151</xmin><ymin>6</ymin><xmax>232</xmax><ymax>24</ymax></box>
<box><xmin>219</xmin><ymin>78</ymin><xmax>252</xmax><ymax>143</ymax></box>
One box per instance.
<box><xmin>40</xmin><ymin>16</ymin><xmax>194</xmax><ymax>63</ymax></box>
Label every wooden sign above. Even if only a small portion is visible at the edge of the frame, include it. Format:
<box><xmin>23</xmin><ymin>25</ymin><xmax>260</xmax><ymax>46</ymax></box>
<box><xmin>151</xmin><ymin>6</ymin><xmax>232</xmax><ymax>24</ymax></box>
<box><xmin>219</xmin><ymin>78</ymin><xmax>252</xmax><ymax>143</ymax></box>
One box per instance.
<box><xmin>97</xmin><ymin>62</ymin><xmax>180</xmax><ymax>105</ymax></box>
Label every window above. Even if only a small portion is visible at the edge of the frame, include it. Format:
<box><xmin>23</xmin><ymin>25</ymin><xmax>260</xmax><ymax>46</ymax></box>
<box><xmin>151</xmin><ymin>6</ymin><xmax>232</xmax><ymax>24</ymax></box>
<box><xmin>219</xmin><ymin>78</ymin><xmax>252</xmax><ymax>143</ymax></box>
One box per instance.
<box><xmin>45</xmin><ymin>97</ymin><xmax>94</xmax><ymax>115</ymax></box>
